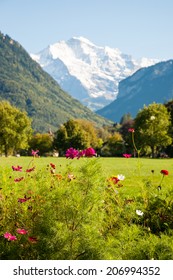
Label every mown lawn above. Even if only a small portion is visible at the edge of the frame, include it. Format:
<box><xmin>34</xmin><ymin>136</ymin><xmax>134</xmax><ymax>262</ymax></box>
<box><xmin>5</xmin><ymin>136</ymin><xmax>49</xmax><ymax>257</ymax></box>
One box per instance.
<box><xmin>1</xmin><ymin>156</ymin><xmax>173</xmax><ymax>191</ymax></box>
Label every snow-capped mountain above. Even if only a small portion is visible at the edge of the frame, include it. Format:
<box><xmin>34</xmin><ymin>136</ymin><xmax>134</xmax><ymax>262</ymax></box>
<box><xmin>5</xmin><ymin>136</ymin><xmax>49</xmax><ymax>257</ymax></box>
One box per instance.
<box><xmin>31</xmin><ymin>37</ymin><xmax>159</xmax><ymax>111</ymax></box>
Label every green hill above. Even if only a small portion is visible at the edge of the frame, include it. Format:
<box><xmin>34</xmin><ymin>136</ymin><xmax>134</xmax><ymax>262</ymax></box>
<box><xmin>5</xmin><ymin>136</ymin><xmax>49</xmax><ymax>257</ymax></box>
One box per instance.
<box><xmin>0</xmin><ymin>32</ymin><xmax>111</xmax><ymax>132</ymax></box>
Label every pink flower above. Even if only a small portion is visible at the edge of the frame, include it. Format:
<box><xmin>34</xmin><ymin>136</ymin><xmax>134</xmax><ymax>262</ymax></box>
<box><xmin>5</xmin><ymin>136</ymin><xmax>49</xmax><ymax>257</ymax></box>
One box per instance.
<box><xmin>9</xmin><ymin>235</ymin><xmax>17</xmax><ymax>241</ymax></box>
<box><xmin>28</xmin><ymin>236</ymin><xmax>38</xmax><ymax>243</ymax></box>
<box><xmin>160</xmin><ymin>169</ymin><xmax>169</xmax><ymax>176</ymax></box>
<box><xmin>14</xmin><ymin>177</ymin><xmax>24</xmax><ymax>182</ymax></box>
<box><xmin>67</xmin><ymin>173</ymin><xmax>75</xmax><ymax>181</ymax></box>
<box><xmin>16</xmin><ymin>228</ymin><xmax>28</xmax><ymax>235</ymax></box>
<box><xmin>4</xmin><ymin>232</ymin><xmax>17</xmax><ymax>241</ymax></box>
<box><xmin>85</xmin><ymin>147</ymin><xmax>96</xmax><ymax>157</ymax></box>
<box><xmin>26</xmin><ymin>167</ymin><xmax>35</xmax><ymax>173</ymax></box>
<box><xmin>31</xmin><ymin>149</ymin><xmax>39</xmax><ymax>156</ymax></box>
<box><xmin>123</xmin><ymin>153</ymin><xmax>132</xmax><ymax>158</ymax></box>
<box><xmin>18</xmin><ymin>196</ymin><xmax>31</xmax><ymax>203</ymax></box>
<box><xmin>65</xmin><ymin>147</ymin><xmax>79</xmax><ymax>159</ymax></box>
<box><xmin>12</xmin><ymin>165</ymin><xmax>22</xmax><ymax>171</ymax></box>
<box><xmin>128</xmin><ymin>128</ymin><xmax>135</xmax><ymax>132</ymax></box>
<box><xmin>77</xmin><ymin>150</ymin><xmax>86</xmax><ymax>159</ymax></box>
<box><xmin>4</xmin><ymin>232</ymin><xmax>12</xmax><ymax>239</ymax></box>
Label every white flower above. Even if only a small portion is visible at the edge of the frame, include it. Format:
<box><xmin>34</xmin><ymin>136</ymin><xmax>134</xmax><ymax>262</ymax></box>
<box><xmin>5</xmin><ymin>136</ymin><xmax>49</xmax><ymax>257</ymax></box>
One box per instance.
<box><xmin>150</xmin><ymin>115</ymin><xmax>155</xmax><ymax>120</ymax></box>
<box><xmin>117</xmin><ymin>174</ymin><xmax>125</xmax><ymax>181</ymax></box>
<box><xmin>136</xmin><ymin>209</ymin><xmax>144</xmax><ymax>216</ymax></box>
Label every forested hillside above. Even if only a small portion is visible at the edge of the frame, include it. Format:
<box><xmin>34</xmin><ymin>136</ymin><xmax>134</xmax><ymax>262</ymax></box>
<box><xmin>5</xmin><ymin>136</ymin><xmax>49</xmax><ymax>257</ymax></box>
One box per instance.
<box><xmin>0</xmin><ymin>32</ymin><xmax>110</xmax><ymax>132</ymax></box>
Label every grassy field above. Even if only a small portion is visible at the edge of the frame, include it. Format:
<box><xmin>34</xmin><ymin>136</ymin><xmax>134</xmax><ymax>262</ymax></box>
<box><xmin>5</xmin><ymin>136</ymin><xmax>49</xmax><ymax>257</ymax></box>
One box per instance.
<box><xmin>1</xmin><ymin>155</ymin><xmax>173</xmax><ymax>191</ymax></box>
<box><xmin>1</xmin><ymin>155</ymin><xmax>173</xmax><ymax>174</ymax></box>
<box><xmin>0</xmin><ymin>156</ymin><xmax>173</xmax><ymax>259</ymax></box>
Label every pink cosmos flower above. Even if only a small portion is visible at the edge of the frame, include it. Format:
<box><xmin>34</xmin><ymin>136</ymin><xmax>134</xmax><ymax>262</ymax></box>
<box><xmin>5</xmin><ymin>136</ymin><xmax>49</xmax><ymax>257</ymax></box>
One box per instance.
<box><xmin>4</xmin><ymin>232</ymin><xmax>17</xmax><ymax>241</ymax></box>
<box><xmin>16</xmin><ymin>228</ymin><xmax>28</xmax><ymax>235</ymax></box>
<box><xmin>12</xmin><ymin>165</ymin><xmax>22</xmax><ymax>171</ymax></box>
<box><xmin>65</xmin><ymin>147</ymin><xmax>79</xmax><ymax>159</ymax></box>
<box><xmin>26</xmin><ymin>167</ymin><xmax>35</xmax><ymax>173</ymax></box>
<box><xmin>77</xmin><ymin>150</ymin><xmax>86</xmax><ymax>159</ymax></box>
<box><xmin>4</xmin><ymin>232</ymin><xmax>12</xmax><ymax>239</ymax></box>
<box><xmin>128</xmin><ymin>128</ymin><xmax>135</xmax><ymax>132</ymax></box>
<box><xmin>123</xmin><ymin>153</ymin><xmax>132</xmax><ymax>158</ymax></box>
<box><xmin>14</xmin><ymin>177</ymin><xmax>24</xmax><ymax>182</ymax></box>
<box><xmin>28</xmin><ymin>236</ymin><xmax>38</xmax><ymax>243</ymax></box>
<box><xmin>67</xmin><ymin>173</ymin><xmax>75</xmax><ymax>181</ymax></box>
<box><xmin>9</xmin><ymin>235</ymin><xmax>17</xmax><ymax>241</ymax></box>
<box><xmin>85</xmin><ymin>147</ymin><xmax>96</xmax><ymax>157</ymax></box>
<box><xmin>18</xmin><ymin>196</ymin><xmax>31</xmax><ymax>203</ymax></box>
<box><xmin>31</xmin><ymin>149</ymin><xmax>39</xmax><ymax>156</ymax></box>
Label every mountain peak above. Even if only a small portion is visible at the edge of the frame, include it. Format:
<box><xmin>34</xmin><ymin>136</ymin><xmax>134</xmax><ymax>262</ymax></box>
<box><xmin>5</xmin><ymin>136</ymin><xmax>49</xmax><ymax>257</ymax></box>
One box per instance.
<box><xmin>70</xmin><ymin>36</ymin><xmax>96</xmax><ymax>46</ymax></box>
<box><xmin>31</xmin><ymin>37</ymin><xmax>160</xmax><ymax>111</ymax></box>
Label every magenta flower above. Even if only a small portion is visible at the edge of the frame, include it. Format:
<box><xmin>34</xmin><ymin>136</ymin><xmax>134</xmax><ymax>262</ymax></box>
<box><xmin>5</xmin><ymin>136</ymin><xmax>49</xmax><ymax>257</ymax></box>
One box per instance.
<box><xmin>123</xmin><ymin>153</ymin><xmax>132</xmax><ymax>158</ymax></box>
<box><xmin>128</xmin><ymin>128</ymin><xmax>135</xmax><ymax>133</ymax></box>
<box><xmin>31</xmin><ymin>149</ymin><xmax>39</xmax><ymax>156</ymax></box>
<box><xmin>16</xmin><ymin>228</ymin><xmax>28</xmax><ymax>235</ymax></box>
<box><xmin>4</xmin><ymin>232</ymin><xmax>17</xmax><ymax>241</ymax></box>
<box><xmin>65</xmin><ymin>147</ymin><xmax>79</xmax><ymax>159</ymax></box>
<box><xmin>26</xmin><ymin>167</ymin><xmax>35</xmax><ymax>173</ymax></box>
<box><xmin>77</xmin><ymin>150</ymin><xmax>86</xmax><ymax>159</ymax></box>
<box><xmin>18</xmin><ymin>196</ymin><xmax>31</xmax><ymax>203</ymax></box>
<box><xmin>12</xmin><ymin>165</ymin><xmax>22</xmax><ymax>171</ymax></box>
<box><xmin>4</xmin><ymin>232</ymin><xmax>12</xmax><ymax>239</ymax></box>
<box><xmin>28</xmin><ymin>236</ymin><xmax>38</xmax><ymax>243</ymax></box>
<box><xmin>14</xmin><ymin>177</ymin><xmax>24</xmax><ymax>182</ymax></box>
<box><xmin>85</xmin><ymin>147</ymin><xmax>96</xmax><ymax>157</ymax></box>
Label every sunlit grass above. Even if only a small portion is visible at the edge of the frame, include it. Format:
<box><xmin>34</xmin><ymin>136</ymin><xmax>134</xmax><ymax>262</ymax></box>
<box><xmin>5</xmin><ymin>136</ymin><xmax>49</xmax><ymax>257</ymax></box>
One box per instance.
<box><xmin>0</xmin><ymin>155</ymin><xmax>173</xmax><ymax>259</ymax></box>
<box><xmin>1</xmin><ymin>156</ymin><xmax>173</xmax><ymax>197</ymax></box>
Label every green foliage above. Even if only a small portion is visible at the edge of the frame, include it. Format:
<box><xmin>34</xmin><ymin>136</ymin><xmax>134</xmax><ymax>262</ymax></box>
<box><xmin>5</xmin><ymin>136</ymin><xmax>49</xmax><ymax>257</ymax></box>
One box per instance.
<box><xmin>29</xmin><ymin>133</ymin><xmax>53</xmax><ymax>155</ymax></box>
<box><xmin>54</xmin><ymin>119</ymin><xmax>101</xmax><ymax>154</ymax></box>
<box><xmin>0</xmin><ymin>156</ymin><xmax>173</xmax><ymax>260</ymax></box>
<box><xmin>0</xmin><ymin>32</ymin><xmax>111</xmax><ymax>133</ymax></box>
<box><xmin>101</xmin><ymin>132</ymin><xmax>124</xmax><ymax>156</ymax></box>
<box><xmin>134</xmin><ymin>103</ymin><xmax>172</xmax><ymax>157</ymax></box>
<box><xmin>0</xmin><ymin>101</ymin><xmax>32</xmax><ymax>156</ymax></box>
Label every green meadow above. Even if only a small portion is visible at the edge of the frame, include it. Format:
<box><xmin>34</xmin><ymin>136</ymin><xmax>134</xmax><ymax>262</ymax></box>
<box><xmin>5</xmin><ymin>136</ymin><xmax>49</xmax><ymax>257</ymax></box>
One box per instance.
<box><xmin>0</xmin><ymin>156</ymin><xmax>173</xmax><ymax>260</ymax></box>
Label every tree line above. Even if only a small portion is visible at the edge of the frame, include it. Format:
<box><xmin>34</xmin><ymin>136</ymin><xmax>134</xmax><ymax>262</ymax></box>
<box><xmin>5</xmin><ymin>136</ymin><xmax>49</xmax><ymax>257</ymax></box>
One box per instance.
<box><xmin>0</xmin><ymin>100</ymin><xmax>173</xmax><ymax>158</ymax></box>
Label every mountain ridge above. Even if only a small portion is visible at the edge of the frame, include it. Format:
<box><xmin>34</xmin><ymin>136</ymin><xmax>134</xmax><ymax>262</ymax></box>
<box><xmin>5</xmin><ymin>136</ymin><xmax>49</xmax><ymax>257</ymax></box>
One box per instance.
<box><xmin>96</xmin><ymin>59</ymin><xmax>173</xmax><ymax>122</ymax></box>
<box><xmin>0</xmin><ymin>32</ymin><xmax>111</xmax><ymax>132</ymax></box>
<box><xmin>31</xmin><ymin>36</ymin><xmax>159</xmax><ymax>111</ymax></box>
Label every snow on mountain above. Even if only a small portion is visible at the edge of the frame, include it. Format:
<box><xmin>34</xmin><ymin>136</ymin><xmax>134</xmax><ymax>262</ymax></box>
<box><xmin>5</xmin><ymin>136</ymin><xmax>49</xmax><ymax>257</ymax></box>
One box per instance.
<box><xmin>31</xmin><ymin>37</ymin><xmax>159</xmax><ymax>111</ymax></box>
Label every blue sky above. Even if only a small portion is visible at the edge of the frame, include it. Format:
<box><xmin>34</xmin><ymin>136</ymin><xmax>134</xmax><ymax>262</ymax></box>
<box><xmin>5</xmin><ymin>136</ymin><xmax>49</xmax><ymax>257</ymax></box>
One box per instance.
<box><xmin>0</xmin><ymin>0</ymin><xmax>173</xmax><ymax>59</ymax></box>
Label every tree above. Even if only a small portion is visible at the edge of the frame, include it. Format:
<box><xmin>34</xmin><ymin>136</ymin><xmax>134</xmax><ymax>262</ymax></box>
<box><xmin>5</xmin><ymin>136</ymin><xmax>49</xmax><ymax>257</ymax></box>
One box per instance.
<box><xmin>101</xmin><ymin>132</ymin><xmax>124</xmax><ymax>156</ymax></box>
<box><xmin>54</xmin><ymin>119</ymin><xmax>102</xmax><ymax>154</ymax></box>
<box><xmin>29</xmin><ymin>133</ymin><xmax>53</xmax><ymax>155</ymax></box>
<box><xmin>0</xmin><ymin>101</ymin><xmax>32</xmax><ymax>156</ymax></box>
<box><xmin>134</xmin><ymin>103</ymin><xmax>172</xmax><ymax>158</ymax></box>
<box><xmin>54</xmin><ymin>119</ymin><xmax>90</xmax><ymax>154</ymax></box>
<box><xmin>75</xmin><ymin>119</ymin><xmax>102</xmax><ymax>149</ymax></box>
<box><xmin>120</xmin><ymin>113</ymin><xmax>133</xmax><ymax>125</ymax></box>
